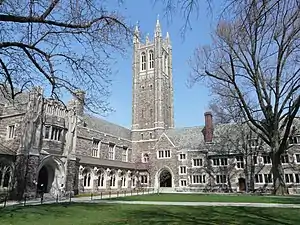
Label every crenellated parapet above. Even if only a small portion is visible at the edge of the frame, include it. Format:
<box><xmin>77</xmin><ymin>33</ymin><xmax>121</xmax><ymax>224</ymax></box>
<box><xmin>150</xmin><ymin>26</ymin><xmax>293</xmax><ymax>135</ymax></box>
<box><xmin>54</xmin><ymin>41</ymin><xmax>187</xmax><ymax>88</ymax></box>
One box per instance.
<box><xmin>44</xmin><ymin>99</ymin><xmax>67</xmax><ymax>118</ymax></box>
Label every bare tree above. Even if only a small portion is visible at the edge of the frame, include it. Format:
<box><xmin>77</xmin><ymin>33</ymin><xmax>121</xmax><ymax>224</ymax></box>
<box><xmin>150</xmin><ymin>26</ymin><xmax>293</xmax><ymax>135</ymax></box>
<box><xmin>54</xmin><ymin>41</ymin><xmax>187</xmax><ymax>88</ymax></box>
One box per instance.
<box><xmin>189</xmin><ymin>0</ymin><xmax>300</xmax><ymax>195</ymax></box>
<box><xmin>0</xmin><ymin>0</ymin><xmax>133</xmax><ymax>114</ymax></box>
<box><xmin>155</xmin><ymin>0</ymin><xmax>212</xmax><ymax>36</ymax></box>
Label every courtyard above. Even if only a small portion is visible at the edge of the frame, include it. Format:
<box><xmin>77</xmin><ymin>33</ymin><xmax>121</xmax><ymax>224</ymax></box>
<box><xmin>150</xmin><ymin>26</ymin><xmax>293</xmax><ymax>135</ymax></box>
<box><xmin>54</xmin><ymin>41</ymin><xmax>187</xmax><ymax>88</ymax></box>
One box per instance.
<box><xmin>1</xmin><ymin>193</ymin><xmax>300</xmax><ymax>225</ymax></box>
<box><xmin>0</xmin><ymin>202</ymin><xmax>299</xmax><ymax>225</ymax></box>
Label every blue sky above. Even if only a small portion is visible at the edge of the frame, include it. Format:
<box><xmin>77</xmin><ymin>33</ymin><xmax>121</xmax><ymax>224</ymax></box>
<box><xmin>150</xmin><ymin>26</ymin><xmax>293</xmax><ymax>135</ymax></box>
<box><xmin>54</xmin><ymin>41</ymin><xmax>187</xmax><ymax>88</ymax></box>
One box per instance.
<box><xmin>101</xmin><ymin>0</ymin><xmax>223</xmax><ymax>128</ymax></box>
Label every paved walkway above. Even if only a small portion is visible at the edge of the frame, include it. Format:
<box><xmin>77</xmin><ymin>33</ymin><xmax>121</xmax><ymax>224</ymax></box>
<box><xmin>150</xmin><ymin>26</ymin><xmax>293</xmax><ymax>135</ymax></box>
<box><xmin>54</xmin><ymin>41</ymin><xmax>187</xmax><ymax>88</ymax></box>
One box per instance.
<box><xmin>1</xmin><ymin>192</ymin><xmax>149</xmax><ymax>208</ymax></box>
<box><xmin>98</xmin><ymin>200</ymin><xmax>300</xmax><ymax>208</ymax></box>
<box><xmin>2</xmin><ymin>194</ymin><xmax>300</xmax><ymax>209</ymax></box>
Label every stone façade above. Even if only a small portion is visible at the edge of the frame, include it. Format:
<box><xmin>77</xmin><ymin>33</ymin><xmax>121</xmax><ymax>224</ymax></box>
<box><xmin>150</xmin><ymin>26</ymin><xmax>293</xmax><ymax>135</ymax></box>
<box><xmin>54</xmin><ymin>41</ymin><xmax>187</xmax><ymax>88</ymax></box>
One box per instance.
<box><xmin>0</xmin><ymin>20</ymin><xmax>300</xmax><ymax>200</ymax></box>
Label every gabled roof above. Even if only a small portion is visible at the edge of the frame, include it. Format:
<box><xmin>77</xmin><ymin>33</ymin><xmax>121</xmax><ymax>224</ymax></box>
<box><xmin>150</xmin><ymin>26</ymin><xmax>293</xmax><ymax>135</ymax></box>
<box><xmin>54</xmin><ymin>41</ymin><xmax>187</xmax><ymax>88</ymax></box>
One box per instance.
<box><xmin>154</xmin><ymin>132</ymin><xmax>176</xmax><ymax>149</ymax></box>
<box><xmin>165</xmin><ymin>126</ymin><xmax>205</xmax><ymax>149</ymax></box>
<box><xmin>82</xmin><ymin>114</ymin><xmax>131</xmax><ymax>140</ymax></box>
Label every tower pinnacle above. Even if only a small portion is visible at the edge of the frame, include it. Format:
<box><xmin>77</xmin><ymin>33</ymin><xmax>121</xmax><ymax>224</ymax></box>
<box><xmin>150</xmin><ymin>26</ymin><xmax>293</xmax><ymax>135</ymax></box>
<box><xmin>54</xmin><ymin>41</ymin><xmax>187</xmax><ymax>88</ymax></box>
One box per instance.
<box><xmin>146</xmin><ymin>33</ymin><xmax>150</xmax><ymax>44</ymax></box>
<box><xmin>133</xmin><ymin>21</ymin><xmax>139</xmax><ymax>43</ymax></box>
<box><xmin>155</xmin><ymin>15</ymin><xmax>161</xmax><ymax>37</ymax></box>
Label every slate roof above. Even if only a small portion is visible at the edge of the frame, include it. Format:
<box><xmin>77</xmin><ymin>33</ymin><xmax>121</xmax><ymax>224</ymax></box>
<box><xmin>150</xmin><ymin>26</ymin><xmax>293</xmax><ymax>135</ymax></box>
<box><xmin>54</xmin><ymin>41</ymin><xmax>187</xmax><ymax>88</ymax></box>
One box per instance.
<box><xmin>165</xmin><ymin>123</ymin><xmax>247</xmax><ymax>150</ymax></box>
<box><xmin>165</xmin><ymin>126</ymin><xmax>205</xmax><ymax>149</ymax></box>
<box><xmin>82</xmin><ymin>114</ymin><xmax>132</xmax><ymax>140</ymax></box>
<box><xmin>165</xmin><ymin>117</ymin><xmax>300</xmax><ymax>153</ymax></box>
<box><xmin>0</xmin><ymin>143</ymin><xmax>16</xmax><ymax>155</ymax></box>
<box><xmin>79</xmin><ymin>155</ymin><xmax>137</xmax><ymax>170</ymax></box>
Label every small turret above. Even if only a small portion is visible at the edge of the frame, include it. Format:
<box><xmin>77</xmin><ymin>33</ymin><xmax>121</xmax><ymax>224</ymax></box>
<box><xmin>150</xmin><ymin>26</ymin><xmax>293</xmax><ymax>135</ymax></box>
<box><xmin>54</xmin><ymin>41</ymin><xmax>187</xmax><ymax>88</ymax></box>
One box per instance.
<box><xmin>154</xmin><ymin>15</ymin><xmax>162</xmax><ymax>37</ymax></box>
<box><xmin>166</xmin><ymin>32</ymin><xmax>170</xmax><ymax>44</ymax></box>
<box><xmin>133</xmin><ymin>22</ymin><xmax>140</xmax><ymax>44</ymax></box>
<box><xmin>146</xmin><ymin>33</ymin><xmax>150</xmax><ymax>45</ymax></box>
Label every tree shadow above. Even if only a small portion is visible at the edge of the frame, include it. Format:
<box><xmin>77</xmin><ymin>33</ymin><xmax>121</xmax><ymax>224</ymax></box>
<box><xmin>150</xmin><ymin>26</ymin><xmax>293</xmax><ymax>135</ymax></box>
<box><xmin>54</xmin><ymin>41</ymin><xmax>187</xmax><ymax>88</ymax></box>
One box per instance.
<box><xmin>125</xmin><ymin>206</ymin><xmax>299</xmax><ymax>225</ymax></box>
<box><xmin>0</xmin><ymin>203</ymin><xmax>299</xmax><ymax>225</ymax></box>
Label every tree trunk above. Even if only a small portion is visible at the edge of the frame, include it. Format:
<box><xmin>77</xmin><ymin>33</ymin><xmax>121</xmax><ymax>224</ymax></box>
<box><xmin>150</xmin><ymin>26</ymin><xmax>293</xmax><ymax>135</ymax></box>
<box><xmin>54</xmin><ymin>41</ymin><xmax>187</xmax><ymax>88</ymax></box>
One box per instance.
<box><xmin>272</xmin><ymin>152</ymin><xmax>288</xmax><ymax>195</ymax></box>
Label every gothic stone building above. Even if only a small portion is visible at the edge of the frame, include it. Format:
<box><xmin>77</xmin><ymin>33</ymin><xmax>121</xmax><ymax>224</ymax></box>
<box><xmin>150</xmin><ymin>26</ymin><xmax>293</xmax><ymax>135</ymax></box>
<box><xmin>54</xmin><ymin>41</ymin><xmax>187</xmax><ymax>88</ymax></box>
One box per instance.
<box><xmin>1</xmin><ymin>20</ymin><xmax>300</xmax><ymax>199</ymax></box>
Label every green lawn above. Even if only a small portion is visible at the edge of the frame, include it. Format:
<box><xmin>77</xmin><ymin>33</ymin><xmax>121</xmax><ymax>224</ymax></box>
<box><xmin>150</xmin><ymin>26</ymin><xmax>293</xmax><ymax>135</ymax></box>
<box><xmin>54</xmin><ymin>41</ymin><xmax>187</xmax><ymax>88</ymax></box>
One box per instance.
<box><xmin>0</xmin><ymin>203</ymin><xmax>299</xmax><ymax>225</ymax></box>
<box><xmin>109</xmin><ymin>193</ymin><xmax>300</xmax><ymax>204</ymax></box>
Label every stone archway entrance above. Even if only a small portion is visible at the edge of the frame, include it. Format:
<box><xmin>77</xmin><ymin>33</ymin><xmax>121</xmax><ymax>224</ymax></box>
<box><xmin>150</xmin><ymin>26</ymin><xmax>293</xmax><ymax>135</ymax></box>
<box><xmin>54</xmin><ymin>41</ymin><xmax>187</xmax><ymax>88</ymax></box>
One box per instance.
<box><xmin>37</xmin><ymin>165</ymin><xmax>55</xmax><ymax>193</ymax></box>
<box><xmin>238</xmin><ymin>178</ymin><xmax>246</xmax><ymax>192</ymax></box>
<box><xmin>37</xmin><ymin>156</ymin><xmax>65</xmax><ymax>196</ymax></box>
<box><xmin>159</xmin><ymin>169</ymin><xmax>172</xmax><ymax>187</ymax></box>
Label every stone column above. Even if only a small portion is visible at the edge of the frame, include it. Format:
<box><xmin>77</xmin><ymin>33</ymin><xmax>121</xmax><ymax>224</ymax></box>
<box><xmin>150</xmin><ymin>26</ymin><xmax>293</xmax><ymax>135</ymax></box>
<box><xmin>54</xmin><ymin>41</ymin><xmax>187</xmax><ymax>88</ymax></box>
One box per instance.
<box><xmin>65</xmin><ymin>158</ymin><xmax>79</xmax><ymax>195</ymax></box>
<box><xmin>13</xmin><ymin>154</ymin><xmax>39</xmax><ymax>200</ymax></box>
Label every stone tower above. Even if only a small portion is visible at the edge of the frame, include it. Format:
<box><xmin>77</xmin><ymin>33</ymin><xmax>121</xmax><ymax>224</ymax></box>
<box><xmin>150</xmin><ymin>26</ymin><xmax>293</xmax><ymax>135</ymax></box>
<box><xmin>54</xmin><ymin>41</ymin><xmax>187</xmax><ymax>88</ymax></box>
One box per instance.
<box><xmin>131</xmin><ymin>19</ymin><xmax>174</xmax><ymax>162</ymax></box>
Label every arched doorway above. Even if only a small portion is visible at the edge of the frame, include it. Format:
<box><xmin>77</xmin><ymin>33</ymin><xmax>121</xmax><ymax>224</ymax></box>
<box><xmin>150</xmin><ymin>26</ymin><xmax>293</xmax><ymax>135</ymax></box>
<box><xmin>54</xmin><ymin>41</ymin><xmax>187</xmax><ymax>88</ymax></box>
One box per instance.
<box><xmin>37</xmin><ymin>165</ymin><xmax>55</xmax><ymax>193</ymax></box>
<box><xmin>159</xmin><ymin>169</ymin><xmax>172</xmax><ymax>187</ymax></box>
<box><xmin>238</xmin><ymin>178</ymin><xmax>246</xmax><ymax>192</ymax></box>
<box><xmin>37</xmin><ymin>156</ymin><xmax>65</xmax><ymax>196</ymax></box>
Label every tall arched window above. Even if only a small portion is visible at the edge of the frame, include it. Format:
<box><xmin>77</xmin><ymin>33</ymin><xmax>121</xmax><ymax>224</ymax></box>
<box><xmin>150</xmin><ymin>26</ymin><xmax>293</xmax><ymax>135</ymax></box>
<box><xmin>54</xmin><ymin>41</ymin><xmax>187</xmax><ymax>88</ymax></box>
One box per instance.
<box><xmin>121</xmin><ymin>172</ymin><xmax>127</xmax><ymax>188</ymax></box>
<box><xmin>97</xmin><ymin>170</ymin><xmax>105</xmax><ymax>187</ymax></box>
<box><xmin>132</xmin><ymin>176</ymin><xmax>136</xmax><ymax>188</ymax></box>
<box><xmin>110</xmin><ymin>171</ymin><xmax>116</xmax><ymax>187</ymax></box>
<box><xmin>141</xmin><ymin>52</ymin><xmax>146</xmax><ymax>71</ymax></box>
<box><xmin>0</xmin><ymin>164</ymin><xmax>11</xmax><ymax>188</ymax></box>
<box><xmin>83</xmin><ymin>168</ymin><xmax>92</xmax><ymax>188</ymax></box>
<box><xmin>149</xmin><ymin>50</ymin><xmax>154</xmax><ymax>69</ymax></box>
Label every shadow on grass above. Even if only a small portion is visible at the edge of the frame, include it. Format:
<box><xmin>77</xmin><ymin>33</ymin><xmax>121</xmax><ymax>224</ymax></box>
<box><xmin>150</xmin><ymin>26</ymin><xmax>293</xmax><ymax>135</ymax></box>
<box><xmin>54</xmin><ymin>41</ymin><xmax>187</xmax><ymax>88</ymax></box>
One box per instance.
<box><xmin>125</xmin><ymin>206</ymin><xmax>299</xmax><ymax>225</ymax></box>
<box><xmin>0</xmin><ymin>202</ymin><xmax>299</xmax><ymax>225</ymax></box>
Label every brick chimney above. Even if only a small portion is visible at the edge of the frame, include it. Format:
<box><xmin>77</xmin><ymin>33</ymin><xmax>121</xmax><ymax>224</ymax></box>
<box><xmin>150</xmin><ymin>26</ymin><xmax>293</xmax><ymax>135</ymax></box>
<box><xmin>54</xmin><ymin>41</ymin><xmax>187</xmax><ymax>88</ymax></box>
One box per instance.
<box><xmin>202</xmin><ymin>111</ymin><xmax>213</xmax><ymax>143</ymax></box>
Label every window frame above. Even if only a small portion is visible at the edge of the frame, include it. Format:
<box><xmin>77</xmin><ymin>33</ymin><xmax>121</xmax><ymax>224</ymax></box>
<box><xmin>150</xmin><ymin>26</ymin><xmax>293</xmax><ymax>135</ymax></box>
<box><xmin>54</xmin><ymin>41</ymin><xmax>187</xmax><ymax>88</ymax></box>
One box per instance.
<box><xmin>157</xmin><ymin>150</ymin><xmax>171</xmax><ymax>159</ymax></box>
<box><xmin>235</xmin><ymin>156</ymin><xmax>245</xmax><ymax>169</ymax></box>
<box><xmin>179</xmin><ymin>166</ymin><xmax>187</xmax><ymax>175</ymax></box>
<box><xmin>179</xmin><ymin>179</ymin><xmax>187</xmax><ymax>187</ymax></box>
<box><xmin>141</xmin><ymin>52</ymin><xmax>146</xmax><ymax>71</ymax></box>
<box><xmin>108</xmin><ymin>143</ymin><xmax>115</xmax><ymax>160</ymax></box>
<box><xmin>192</xmin><ymin>174</ymin><xmax>206</xmax><ymax>184</ymax></box>
<box><xmin>92</xmin><ymin>138</ymin><xmax>101</xmax><ymax>158</ymax></box>
<box><xmin>192</xmin><ymin>158</ymin><xmax>203</xmax><ymax>167</ymax></box>
<box><xmin>179</xmin><ymin>153</ymin><xmax>186</xmax><ymax>161</ymax></box>
<box><xmin>149</xmin><ymin>50</ymin><xmax>154</xmax><ymax>69</ymax></box>
<box><xmin>7</xmin><ymin>125</ymin><xmax>15</xmax><ymax>139</ymax></box>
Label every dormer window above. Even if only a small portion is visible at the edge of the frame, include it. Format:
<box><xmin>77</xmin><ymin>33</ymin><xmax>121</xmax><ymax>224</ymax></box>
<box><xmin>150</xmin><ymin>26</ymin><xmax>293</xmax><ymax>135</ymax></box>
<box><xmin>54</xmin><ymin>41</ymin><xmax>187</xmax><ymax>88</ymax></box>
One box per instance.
<box><xmin>141</xmin><ymin>52</ymin><xmax>146</xmax><ymax>71</ymax></box>
<box><xmin>92</xmin><ymin>139</ymin><xmax>101</xmax><ymax>158</ymax></box>
<box><xmin>149</xmin><ymin>50</ymin><xmax>154</xmax><ymax>69</ymax></box>
<box><xmin>108</xmin><ymin>143</ymin><xmax>115</xmax><ymax>160</ymax></box>
<box><xmin>122</xmin><ymin>146</ymin><xmax>128</xmax><ymax>162</ymax></box>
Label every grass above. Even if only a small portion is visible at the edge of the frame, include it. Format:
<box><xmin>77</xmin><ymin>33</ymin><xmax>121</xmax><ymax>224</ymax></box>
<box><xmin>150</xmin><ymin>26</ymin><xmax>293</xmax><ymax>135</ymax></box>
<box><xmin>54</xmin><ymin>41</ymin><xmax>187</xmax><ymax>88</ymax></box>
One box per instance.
<box><xmin>109</xmin><ymin>193</ymin><xmax>300</xmax><ymax>204</ymax></box>
<box><xmin>0</xmin><ymin>202</ymin><xmax>299</xmax><ymax>225</ymax></box>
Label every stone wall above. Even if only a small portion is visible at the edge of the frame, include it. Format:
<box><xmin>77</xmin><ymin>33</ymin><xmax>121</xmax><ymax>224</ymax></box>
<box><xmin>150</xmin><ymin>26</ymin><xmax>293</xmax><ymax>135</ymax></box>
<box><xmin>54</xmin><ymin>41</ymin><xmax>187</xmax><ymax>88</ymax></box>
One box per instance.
<box><xmin>65</xmin><ymin>158</ymin><xmax>80</xmax><ymax>195</ymax></box>
<box><xmin>77</xmin><ymin>126</ymin><xmax>132</xmax><ymax>162</ymax></box>
<box><xmin>13</xmin><ymin>154</ymin><xmax>39</xmax><ymax>200</ymax></box>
